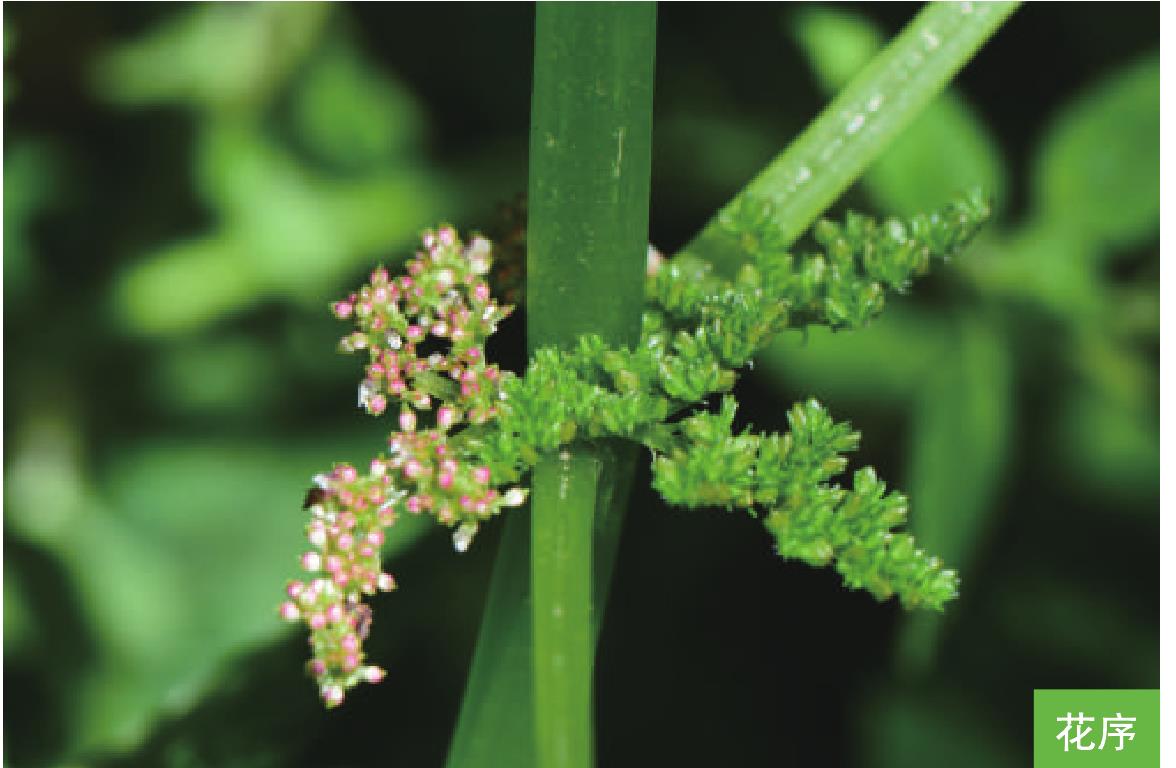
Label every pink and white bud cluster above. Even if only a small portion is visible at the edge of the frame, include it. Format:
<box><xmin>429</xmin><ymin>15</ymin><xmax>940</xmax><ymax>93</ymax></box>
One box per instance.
<box><xmin>333</xmin><ymin>226</ymin><xmax>529</xmax><ymax>541</ymax></box>
<box><xmin>334</xmin><ymin>227</ymin><xmax>513</xmax><ymax>429</ymax></box>
<box><xmin>281</xmin><ymin>462</ymin><xmax>401</xmax><ymax>707</ymax></box>
<box><xmin>384</xmin><ymin>427</ymin><xmax>529</xmax><ymax>550</ymax></box>
<box><xmin>286</xmin><ymin>226</ymin><xmax>532</xmax><ymax>709</ymax></box>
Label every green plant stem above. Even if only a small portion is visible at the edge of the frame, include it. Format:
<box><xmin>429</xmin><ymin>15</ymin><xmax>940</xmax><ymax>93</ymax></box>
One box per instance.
<box><xmin>447</xmin><ymin>5</ymin><xmax>654</xmax><ymax>767</ymax></box>
<box><xmin>527</xmin><ymin>5</ymin><xmax>655</xmax><ymax>767</ymax></box>
<box><xmin>530</xmin><ymin>451</ymin><xmax>599</xmax><ymax>768</ymax></box>
<box><xmin>685</xmin><ymin>0</ymin><xmax>1018</xmax><ymax>270</ymax></box>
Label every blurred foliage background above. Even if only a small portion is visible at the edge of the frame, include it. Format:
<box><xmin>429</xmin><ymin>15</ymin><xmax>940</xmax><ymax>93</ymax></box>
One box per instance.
<box><xmin>3</xmin><ymin>3</ymin><xmax>1157</xmax><ymax>767</ymax></box>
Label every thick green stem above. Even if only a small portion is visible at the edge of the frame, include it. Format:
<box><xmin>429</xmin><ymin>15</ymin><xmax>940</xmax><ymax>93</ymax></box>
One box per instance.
<box><xmin>530</xmin><ymin>452</ymin><xmax>599</xmax><ymax>767</ymax></box>
<box><xmin>447</xmin><ymin>5</ymin><xmax>654</xmax><ymax>768</ymax></box>
<box><xmin>526</xmin><ymin>5</ymin><xmax>655</xmax><ymax>767</ymax></box>
<box><xmin>685</xmin><ymin>1</ymin><xmax>1018</xmax><ymax>268</ymax></box>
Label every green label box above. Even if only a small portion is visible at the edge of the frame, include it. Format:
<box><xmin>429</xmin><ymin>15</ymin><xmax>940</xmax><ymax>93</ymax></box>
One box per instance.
<box><xmin>1033</xmin><ymin>690</ymin><xmax>1159</xmax><ymax>767</ymax></box>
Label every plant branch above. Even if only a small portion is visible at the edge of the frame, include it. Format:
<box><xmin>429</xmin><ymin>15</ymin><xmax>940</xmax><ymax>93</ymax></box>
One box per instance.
<box><xmin>684</xmin><ymin>1</ymin><xmax>1018</xmax><ymax>271</ymax></box>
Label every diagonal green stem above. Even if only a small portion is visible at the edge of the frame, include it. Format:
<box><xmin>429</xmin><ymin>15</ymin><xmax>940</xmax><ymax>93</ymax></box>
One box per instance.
<box><xmin>684</xmin><ymin>0</ymin><xmax>1018</xmax><ymax>269</ymax></box>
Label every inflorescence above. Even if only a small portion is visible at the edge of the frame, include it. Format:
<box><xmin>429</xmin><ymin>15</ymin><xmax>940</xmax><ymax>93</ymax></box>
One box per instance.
<box><xmin>281</xmin><ymin>190</ymin><xmax>991</xmax><ymax>706</ymax></box>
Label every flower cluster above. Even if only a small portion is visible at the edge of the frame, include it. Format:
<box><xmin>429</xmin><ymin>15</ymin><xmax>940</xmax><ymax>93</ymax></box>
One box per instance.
<box><xmin>282</xmin><ymin>193</ymin><xmax>991</xmax><ymax>707</ymax></box>
<box><xmin>282</xmin><ymin>226</ymin><xmax>528</xmax><ymax>707</ymax></box>
<box><xmin>280</xmin><ymin>462</ymin><xmax>399</xmax><ymax>706</ymax></box>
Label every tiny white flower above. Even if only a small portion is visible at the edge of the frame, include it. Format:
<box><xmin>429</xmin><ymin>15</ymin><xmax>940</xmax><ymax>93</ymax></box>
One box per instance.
<box><xmin>501</xmin><ymin>488</ymin><xmax>529</xmax><ymax>507</ymax></box>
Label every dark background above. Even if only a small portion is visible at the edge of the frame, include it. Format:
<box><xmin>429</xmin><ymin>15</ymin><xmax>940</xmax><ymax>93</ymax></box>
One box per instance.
<box><xmin>4</xmin><ymin>3</ymin><xmax>1158</xmax><ymax>767</ymax></box>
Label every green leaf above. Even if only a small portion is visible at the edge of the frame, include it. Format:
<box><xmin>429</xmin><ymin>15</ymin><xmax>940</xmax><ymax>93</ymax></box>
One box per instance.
<box><xmin>1033</xmin><ymin>54</ymin><xmax>1159</xmax><ymax>251</ymax></box>
<box><xmin>91</xmin><ymin>4</ymin><xmax>328</xmax><ymax>110</ymax></box>
<box><xmin>290</xmin><ymin>36</ymin><xmax>426</xmax><ymax>171</ymax></box>
<box><xmin>896</xmin><ymin>313</ymin><xmax>1011</xmax><ymax>673</ymax></box>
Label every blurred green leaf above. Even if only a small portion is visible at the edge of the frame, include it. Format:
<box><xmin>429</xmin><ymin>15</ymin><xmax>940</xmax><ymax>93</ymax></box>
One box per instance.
<box><xmin>114</xmin><ymin>118</ymin><xmax>445</xmax><ymax>335</ymax></box>
<box><xmin>112</xmin><ymin>234</ymin><xmax>260</xmax><ymax>335</ymax></box>
<box><xmin>4</xmin><ymin>559</ymin><xmax>36</xmax><ymax>656</ymax></box>
<box><xmin>1055</xmin><ymin>383</ymin><xmax>1158</xmax><ymax>506</ymax></box>
<box><xmin>291</xmin><ymin>37</ymin><xmax>426</xmax><ymax>171</ymax></box>
<box><xmin>151</xmin><ymin>337</ymin><xmax>280</xmax><ymax>415</ymax></box>
<box><xmin>959</xmin><ymin>224</ymin><xmax>1102</xmax><ymax>323</ymax></box>
<box><xmin>792</xmin><ymin>6</ymin><xmax>1006</xmax><ymax>216</ymax></box>
<box><xmin>92</xmin><ymin>4</ymin><xmax>328</xmax><ymax>111</ymax></box>
<box><xmin>896</xmin><ymin>313</ymin><xmax>1011</xmax><ymax>674</ymax></box>
<box><xmin>4</xmin><ymin>139</ymin><xmax>62</xmax><ymax>301</ymax></box>
<box><xmin>1033</xmin><ymin>54</ymin><xmax>1159</xmax><ymax>252</ymax></box>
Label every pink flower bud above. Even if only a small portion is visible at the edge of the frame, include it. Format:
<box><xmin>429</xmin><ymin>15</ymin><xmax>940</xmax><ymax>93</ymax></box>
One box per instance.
<box><xmin>437</xmin><ymin>406</ymin><xmax>456</xmax><ymax>429</ymax></box>
<box><xmin>370</xmin><ymin>459</ymin><xmax>386</xmax><ymax>477</ymax></box>
<box><xmin>326</xmin><ymin>603</ymin><xmax>344</xmax><ymax>624</ymax></box>
<box><xmin>377</xmin><ymin>573</ymin><xmax>396</xmax><ymax>591</ymax></box>
<box><xmin>343</xmin><ymin>653</ymin><xmax>359</xmax><ymax>672</ymax></box>
<box><xmin>400</xmin><ymin>410</ymin><xmax>417</xmax><ymax>432</ymax></box>
<box><xmin>438</xmin><ymin>226</ymin><xmax>456</xmax><ymax>246</ymax></box>
<box><xmin>339</xmin><ymin>465</ymin><xmax>358</xmax><ymax>484</ymax></box>
<box><xmin>286</xmin><ymin>580</ymin><xmax>305</xmax><ymax>599</ymax></box>
<box><xmin>322</xmin><ymin>684</ymin><xmax>344</xmax><ymax>707</ymax></box>
<box><xmin>438</xmin><ymin>472</ymin><xmax>454</xmax><ymax>490</ymax></box>
<box><xmin>310</xmin><ymin>659</ymin><xmax>327</xmax><ymax>677</ymax></box>
<box><xmin>301</xmin><ymin>552</ymin><xmax>322</xmax><ymax>572</ymax></box>
<box><xmin>403</xmin><ymin>459</ymin><xmax>423</xmax><ymax>480</ymax></box>
<box><xmin>367</xmin><ymin>530</ymin><xmax>385</xmax><ymax>547</ymax></box>
<box><xmin>406</xmin><ymin>325</ymin><xmax>424</xmax><ymax>342</ymax></box>
<box><xmin>372</xmin><ymin>266</ymin><xmax>389</xmax><ymax>284</ymax></box>
<box><xmin>473</xmin><ymin>466</ymin><xmax>491</xmax><ymax>485</ymax></box>
<box><xmin>405</xmin><ymin>495</ymin><xmax>422</xmax><ymax>513</ymax></box>
<box><xmin>337</xmin><ymin>533</ymin><xmax>354</xmax><ymax>551</ymax></box>
<box><xmin>333</xmin><ymin>301</ymin><xmax>354</xmax><ymax>319</ymax></box>
<box><xmin>308</xmin><ymin>613</ymin><xmax>327</xmax><ymax>630</ymax></box>
<box><xmin>341</xmin><ymin>633</ymin><xmax>359</xmax><ymax>652</ymax></box>
<box><xmin>364</xmin><ymin>666</ymin><xmax>386</xmax><ymax>684</ymax></box>
<box><xmin>333</xmin><ymin>571</ymin><xmax>350</xmax><ymax>587</ymax></box>
<box><xmin>473</xmin><ymin>282</ymin><xmax>490</xmax><ymax>302</ymax></box>
<box><xmin>280</xmin><ymin>601</ymin><xmax>301</xmax><ymax>621</ymax></box>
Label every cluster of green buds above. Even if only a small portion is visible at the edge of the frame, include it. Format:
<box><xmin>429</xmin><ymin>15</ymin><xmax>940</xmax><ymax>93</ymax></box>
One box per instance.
<box><xmin>281</xmin><ymin>226</ymin><xmax>527</xmax><ymax>707</ymax></box>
